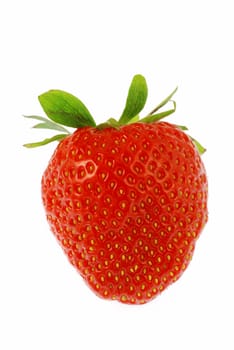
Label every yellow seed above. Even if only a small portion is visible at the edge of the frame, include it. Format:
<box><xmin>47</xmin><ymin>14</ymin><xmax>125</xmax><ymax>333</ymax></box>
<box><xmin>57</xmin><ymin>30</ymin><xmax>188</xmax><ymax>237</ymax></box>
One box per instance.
<box><xmin>137</xmin><ymin>217</ymin><xmax>142</xmax><ymax>224</ymax></box>
<box><xmin>153</xmin><ymin>222</ymin><xmax>158</xmax><ymax>228</ymax></box>
<box><xmin>121</xmin><ymin>295</ymin><xmax>128</xmax><ymax>302</ymax></box>
<box><xmin>103</xmin><ymin>209</ymin><xmax>108</xmax><ymax>216</ymax></box>
<box><xmin>119</xmin><ymin>228</ymin><xmax>124</xmax><ymax>235</ymax></box>
<box><xmin>120</xmin><ymin>202</ymin><xmax>126</xmax><ymax>209</ymax></box>
<box><xmin>148</xmin><ymin>274</ymin><xmax>153</xmax><ymax>281</ymax></box>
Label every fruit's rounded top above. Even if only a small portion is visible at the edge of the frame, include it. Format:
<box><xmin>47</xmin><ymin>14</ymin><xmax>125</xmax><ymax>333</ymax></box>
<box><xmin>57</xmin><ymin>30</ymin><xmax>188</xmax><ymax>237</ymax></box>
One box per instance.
<box><xmin>23</xmin><ymin>74</ymin><xmax>206</xmax><ymax>154</ymax></box>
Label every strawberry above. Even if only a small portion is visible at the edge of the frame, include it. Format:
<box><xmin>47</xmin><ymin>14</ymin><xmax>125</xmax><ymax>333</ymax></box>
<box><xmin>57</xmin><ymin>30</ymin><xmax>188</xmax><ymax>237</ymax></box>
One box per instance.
<box><xmin>24</xmin><ymin>75</ymin><xmax>208</xmax><ymax>304</ymax></box>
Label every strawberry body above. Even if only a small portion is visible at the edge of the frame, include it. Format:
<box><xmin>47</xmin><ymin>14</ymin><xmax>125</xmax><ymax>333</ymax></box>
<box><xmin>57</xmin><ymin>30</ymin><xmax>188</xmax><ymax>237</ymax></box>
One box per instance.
<box><xmin>41</xmin><ymin>121</ymin><xmax>208</xmax><ymax>304</ymax></box>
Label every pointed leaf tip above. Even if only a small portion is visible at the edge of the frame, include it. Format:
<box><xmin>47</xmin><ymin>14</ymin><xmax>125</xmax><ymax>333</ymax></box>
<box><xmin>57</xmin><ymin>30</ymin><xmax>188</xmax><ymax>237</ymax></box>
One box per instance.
<box><xmin>147</xmin><ymin>86</ymin><xmax>178</xmax><ymax>116</ymax></box>
<box><xmin>23</xmin><ymin>134</ymin><xmax>68</xmax><ymax>148</ymax></box>
<box><xmin>189</xmin><ymin>135</ymin><xmax>206</xmax><ymax>155</ymax></box>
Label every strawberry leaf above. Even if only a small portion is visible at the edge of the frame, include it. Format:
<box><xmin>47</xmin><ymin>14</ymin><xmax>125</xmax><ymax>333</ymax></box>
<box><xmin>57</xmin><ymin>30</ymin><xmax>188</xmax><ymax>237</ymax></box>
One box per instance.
<box><xmin>147</xmin><ymin>87</ymin><xmax>178</xmax><ymax>116</ymax></box>
<box><xmin>38</xmin><ymin>90</ymin><xmax>96</xmax><ymax>128</ymax></box>
<box><xmin>23</xmin><ymin>134</ymin><xmax>68</xmax><ymax>148</ymax></box>
<box><xmin>24</xmin><ymin>115</ymin><xmax>71</xmax><ymax>133</ymax></box>
<box><xmin>173</xmin><ymin>124</ymin><xmax>188</xmax><ymax>131</ymax></box>
<box><xmin>141</xmin><ymin>101</ymin><xmax>176</xmax><ymax>123</ymax></box>
<box><xmin>189</xmin><ymin>136</ymin><xmax>206</xmax><ymax>155</ymax></box>
<box><xmin>119</xmin><ymin>74</ymin><xmax>148</xmax><ymax>124</ymax></box>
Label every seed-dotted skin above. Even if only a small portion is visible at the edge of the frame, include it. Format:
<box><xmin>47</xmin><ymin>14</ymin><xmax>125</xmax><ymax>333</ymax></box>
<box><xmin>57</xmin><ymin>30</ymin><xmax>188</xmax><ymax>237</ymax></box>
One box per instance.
<box><xmin>42</xmin><ymin>122</ymin><xmax>208</xmax><ymax>304</ymax></box>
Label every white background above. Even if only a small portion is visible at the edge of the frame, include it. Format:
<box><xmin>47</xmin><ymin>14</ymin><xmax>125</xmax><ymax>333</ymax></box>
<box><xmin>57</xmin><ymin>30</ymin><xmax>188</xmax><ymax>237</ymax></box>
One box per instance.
<box><xmin>1</xmin><ymin>1</ymin><xmax>233</xmax><ymax>349</ymax></box>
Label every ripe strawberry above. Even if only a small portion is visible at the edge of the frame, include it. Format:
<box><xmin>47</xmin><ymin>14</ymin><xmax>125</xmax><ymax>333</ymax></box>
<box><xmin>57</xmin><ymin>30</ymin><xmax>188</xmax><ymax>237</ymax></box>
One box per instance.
<box><xmin>24</xmin><ymin>75</ymin><xmax>208</xmax><ymax>304</ymax></box>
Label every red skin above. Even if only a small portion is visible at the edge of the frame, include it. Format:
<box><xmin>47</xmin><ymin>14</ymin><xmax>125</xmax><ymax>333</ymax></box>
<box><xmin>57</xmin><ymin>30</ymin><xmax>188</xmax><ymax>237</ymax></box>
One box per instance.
<box><xmin>42</xmin><ymin>121</ymin><xmax>208</xmax><ymax>304</ymax></box>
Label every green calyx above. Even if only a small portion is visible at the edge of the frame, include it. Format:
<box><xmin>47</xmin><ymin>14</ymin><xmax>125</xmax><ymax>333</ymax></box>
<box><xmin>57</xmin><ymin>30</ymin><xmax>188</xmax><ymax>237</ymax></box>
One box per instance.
<box><xmin>23</xmin><ymin>74</ymin><xmax>206</xmax><ymax>154</ymax></box>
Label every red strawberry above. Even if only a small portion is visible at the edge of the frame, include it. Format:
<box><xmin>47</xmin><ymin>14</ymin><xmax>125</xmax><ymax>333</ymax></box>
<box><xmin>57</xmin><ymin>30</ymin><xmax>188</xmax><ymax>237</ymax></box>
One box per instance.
<box><xmin>24</xmin><ymin>75</ymin><xmax>208</xmax><ymax>304</ymax></box>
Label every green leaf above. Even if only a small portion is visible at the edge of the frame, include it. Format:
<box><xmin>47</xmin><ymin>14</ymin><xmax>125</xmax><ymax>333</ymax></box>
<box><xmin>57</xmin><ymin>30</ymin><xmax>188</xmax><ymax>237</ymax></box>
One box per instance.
<box><xmin>97</xmin><ymin>118</ymin><xmax>121</xmax><ymax>130</ymax></box>
<box><xmin>127</xmin><ymin>114</ymin><xmax>140</xmax><ymax>124</ymax></box>
<box><xmin>141</xmin><ymin>100</ymin><xmax>176</xmax><ymax>123</ymax></box>
<box><xmin>24</xmin><ymin>115</ymin><xmax>51</xmax><ymax>122</ymax></box>
<box><xmin>189</xmin><ymin>136</ymin><xmax>206</xmax><ymax>155</ymax></box>
<box><xmin>23</xmin><ymin>134</ymin><xmax>67</xmax><ymax>148</ymax></box>
<box><xmin>173</xmin><ymin>124</ymin><xmax>188</xmax><ymax>131</ymax></box>
<box><xmin>119</xmin><ymin>74</ymin><xmax>148</xmax><ymax>124</ymax></box>
<box><xmin>147</xmin><ymin>86</ymin><xmax>178</xmax><ymax>116</ymax></box>
<box><xmin>24</xmin><ymin>115</ymin><xmax>71</xmax><ymax>133</ymax></box>
<box><xmin>38</xmin><ymin>90</ymin><xmax>96</xmax><ymax>128</ymax></box>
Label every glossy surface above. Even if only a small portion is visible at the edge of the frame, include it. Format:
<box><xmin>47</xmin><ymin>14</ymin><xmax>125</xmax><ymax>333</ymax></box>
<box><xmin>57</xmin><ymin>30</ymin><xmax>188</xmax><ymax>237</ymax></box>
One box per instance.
<box><xmin>42</xmin><ymin>122</ymin><xmax>208</xmax><ymax>304</ymax></box>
